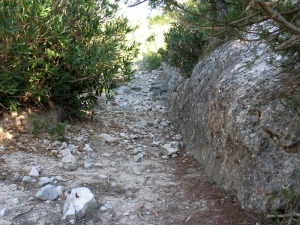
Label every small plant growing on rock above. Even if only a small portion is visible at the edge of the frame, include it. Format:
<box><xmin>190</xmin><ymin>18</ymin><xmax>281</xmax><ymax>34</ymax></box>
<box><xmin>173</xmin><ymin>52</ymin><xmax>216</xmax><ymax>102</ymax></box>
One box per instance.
<box><xmin>267</xmin><ymin>187</ymin><xmax>300</xmax><ymax>225</ymax></box>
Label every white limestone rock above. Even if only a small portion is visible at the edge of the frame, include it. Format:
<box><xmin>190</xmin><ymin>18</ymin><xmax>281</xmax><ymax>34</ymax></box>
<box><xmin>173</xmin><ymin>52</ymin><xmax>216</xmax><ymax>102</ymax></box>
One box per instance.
<box><xmin>29</xmin><ymin>166</ymin><xmax>41</xmax><ymax>177</ymax></box>
<box><xmin>60</xmin><ymin>154</ymin><xmax>78</xmax><ymax>171</ymax></box>
<box><xmin>83</xmin><ymin>144</ymin><xmax>93</xmax><ymax>152</ymax></box>
<box><xmin>160</xmin><ymin>141</ymin><xmax>179</xmax><ymax>156</ymax></box>
<box><xmin>39</xmin><ymin>177</ymin><xmax>53</xmax><ymax>186</ymax></box>
<box><xmin>62</xmin><ymin>187</ymin><xmax>97</xmax><ymax>224</ymax></box>
<box><xmin>36</xmin><ymin>184</ymin><xmax>59</xmax><ymax>201</ymax></box>
<box><xmin>91</xmin><ymin>133</ymin><xmax>118</xmax><ymax>146</ymax></box>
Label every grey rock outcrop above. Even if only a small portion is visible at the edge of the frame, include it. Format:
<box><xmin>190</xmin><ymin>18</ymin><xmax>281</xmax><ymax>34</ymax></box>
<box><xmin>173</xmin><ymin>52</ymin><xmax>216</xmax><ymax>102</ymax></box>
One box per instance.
<box><xmin>165</xmin><ymin>40</ymin><xmax>300</xmax><ymax>213</ymax></box>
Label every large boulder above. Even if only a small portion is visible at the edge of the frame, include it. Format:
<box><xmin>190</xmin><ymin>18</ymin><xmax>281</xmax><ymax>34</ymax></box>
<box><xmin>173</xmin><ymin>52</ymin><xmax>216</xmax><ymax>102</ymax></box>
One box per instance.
<box><xmin>166</xmin><ymin>40</ymin><xmax>300</xmax><ymax>214</ymax></box>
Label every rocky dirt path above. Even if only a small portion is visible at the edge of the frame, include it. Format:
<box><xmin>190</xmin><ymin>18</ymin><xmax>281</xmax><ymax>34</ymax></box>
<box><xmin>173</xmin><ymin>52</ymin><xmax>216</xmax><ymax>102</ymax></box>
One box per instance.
<box><xmin>0</xmin><ymin>69</ymin><xmax>258</xmax><ymax>225</ymax></box>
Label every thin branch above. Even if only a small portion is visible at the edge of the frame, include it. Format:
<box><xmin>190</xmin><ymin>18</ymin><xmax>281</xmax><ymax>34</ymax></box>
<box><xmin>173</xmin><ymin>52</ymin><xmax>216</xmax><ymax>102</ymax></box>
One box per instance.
<box><xmin>170</xmin><ymin>0</ymin><xmax>222</xmax><ymax>23</ymax></box>
<box><xmin>254</xmin><ymin>0</ymin><xmax>300</xmax><ymax>34</ymax></box>
<box><xmin>229</xmin><ymin>12</ymin><xmax>261</xmax><ymax>26</ymax></box>
<box><xmin>266</xmin><ymin>213</ymin><xmax>300</xmax><ymax>219</ymax></box>
<box><xmin>0</xmin><ymin>103</ymin><xmax>9</xmax><ymax>110</ymax></box>
<box><xmin>126</xmin><ymin>0</ymin><xmax>148</xmax><ymax>7</ymax></box>
<box><xmin>275</xmin><ymin>34</ymin><xmax>300</xmax><ymax>51</ymax></box>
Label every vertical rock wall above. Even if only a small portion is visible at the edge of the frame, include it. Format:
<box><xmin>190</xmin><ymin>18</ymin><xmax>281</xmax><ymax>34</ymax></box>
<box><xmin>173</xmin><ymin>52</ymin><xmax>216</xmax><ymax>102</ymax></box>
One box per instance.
<box><xmin>166</xmin><ymin>40</ymin><xmax>300</xmax><ymax>213</ymax></box>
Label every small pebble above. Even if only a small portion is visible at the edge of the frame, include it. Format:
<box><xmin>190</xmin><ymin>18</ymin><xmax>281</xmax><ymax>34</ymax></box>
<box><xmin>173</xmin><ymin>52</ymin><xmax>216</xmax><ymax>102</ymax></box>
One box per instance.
<box><xmin>0</xmin><ymin>208</ymin><xmax>7</xmax><ymax>217</ymax></box>
<box><xmin>13</xmin><ymin>198</ymin><xmax>19</xmax><ymax>205</ymax></box>
<box><xmin>22</xmin><ymin>176</ymin><xmax>32</xmax><ymax>183</ymax></box>
<box><xmin>162</xmin><ymin>155</ymin><xmax>169</xmax><ymax>160</ymax></box>
<box><xmin>100</xmin><ymin>206</ymin><xmax>108</xmax><ymax>212</ymax></box>
<box><xmin>99</xmin><ymin>174</ymin><xmax>108</xmax><ymax>179</ymax></box>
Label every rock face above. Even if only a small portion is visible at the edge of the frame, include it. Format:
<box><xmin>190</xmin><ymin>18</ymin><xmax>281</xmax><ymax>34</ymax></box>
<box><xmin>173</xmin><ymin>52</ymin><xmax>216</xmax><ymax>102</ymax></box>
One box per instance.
<box><xmin>166</xmin><ymin>40</ymin><xmax>300</xmax><ymax>213</ymax></box>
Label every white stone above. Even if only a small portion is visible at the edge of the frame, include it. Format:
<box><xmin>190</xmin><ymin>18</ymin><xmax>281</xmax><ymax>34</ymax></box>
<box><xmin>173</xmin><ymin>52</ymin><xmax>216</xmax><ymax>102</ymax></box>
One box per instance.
<box><xmin>68</xmin><ymin>144</ymin><xmax>78</xmax><ymax>150</ymax></box>
<box><xmin>160</xmin><ymin>141</ymin><xmax>179</xmax><ymax>156</ymax></box>
<box><xmin>132</xmin><ymin>147</ymin><xmax>143</xmax><ymax>155</ymax></box>
<box><xmin>151</xmin><ymin>141</ymin><xmax>160</xmax><ymax>147</ymax></box>
<box><xmin>91</xmin><ymin>133</ymin><xmax>117</xmax><ymax>146</ymax></box>
<box><xmin>0</xmin><ymin>208</ymin><xmax>7</xmax><ymax>217</ymax></box>
<box><xmin>61</xmin><ymin>142</ymin><xmax>68</xmax><ymax>148</ymax></box>
<box><xmin>99</xmin><ymin>174</ymin><xmax>108</xmax><ymax>179</ymax></box>
<box><xmin>0</xmin><ymin>219</ymin><xmax>12</xmax><ymax>225</ymax></box>
<box><xmin>102</xmin><ymin>153</ymin><xmax>111</xmax><ymax>157</ymax></box>
<box><xmin>61</xmin><ymin>148</ymin><xmax>72</xmax><ymax>157</ymax></box>
<box><xmin>22</xmin><ymin>176</ymin><xmax>32</xmax><ymax>183</ymax></box>
<box><xmin>55</xmin><ymin>176</ymin><xmax>65</xmax><ymax>181</ymax></box>
<box><xmin>36</xmin><ymin>184</ymin><xmax>59</xmax><ymax>201</ymax></box>
<box><xmin>129</xmin><ymin>134</ymin><xmax>139</xmax><ymax>139</ymax></box>
<box><xmin>176</xmin><ymin>134</ymin><xmax>183</xmax><ymax>139</ymax></box>
<box><xmin>172</xmin><ymin>153</ymin><xmax>178</xmax><ymax>158</ymax></box>
<box><xmin>133</xmin><ymin>153</ymin><xmax>144</xmax><ymax>162</ymax></box>
<box><xmin>39</xmin><ymin>177</ymin><xmax>53</xmax><ymax>186</ymax></box>
<box><xmin>100</xmin><ymin>206</ymin><xmax>108</xmax><ymax>212</ymax></box>
<box><xmin>56</xmin><ymin>186</ymin><xmax>65</xmax><ymax>197</ymax></box>
<box><xmin>31</xmin><ymin>178</ymin><xmax>37</xmax><ymax>183</ymax></box>
<box><xmin>83</xmin><ymin>162</ymin><xmax>93</xmax><ymax>169</ymax></box>
<box><xmin>61</xmin><ymin>154</ymin><xmax>78</xmax><ymax>171</ymax></box>
<box><xmin>74</xmin><ymin>136</ymin><xmax>85</xmax><ymax>142</ymax></box>
<box><xmin>29</xmin><ymin>166</ymin><xmax>41</xmax><ymax>177</ymax></box>
<box><xmin>83</xmin><ymin>144</ymin><xmax>93</xmax><ymax>152</ymax></box>
<box><xmin>0</xmin><ymin>145</ymin><xmax>6</xmax><ymax>152</ymax></box>
<box><xmin>13</xmin><ymin>198</ymin><xmax>20</xmax><ymax>205</ymax></box>
<box><xmin>103</xmin><ymin>202</ymin><xmax>113</xmax><ymax>209</ymax></box>
<box><xmin>62</xmin><ymin>187</ymin><xmax>97</xmax><ymax>223</ymax></box>
<box><xmin>52</xmin><ymin>141</ymin><xmax>62</xmax><ymax>146</ymax></box>
<box><xmin>43</xmin><ymin>139</ymin><xmax>51</xmax><ymax>145</ymax></box>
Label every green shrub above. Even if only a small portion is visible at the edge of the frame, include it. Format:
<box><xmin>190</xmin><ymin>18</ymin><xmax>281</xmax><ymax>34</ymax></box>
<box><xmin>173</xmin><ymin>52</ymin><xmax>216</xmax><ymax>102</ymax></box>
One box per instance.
<box><xmin>0</xmin><ymin>0</ymin><xmax>138</xmax><ymax>116</ymax></box>
<box><xmin>268</xmin><ymin>187</ymin><xmax>300</xmax><ymax>225</ymax></box>
<box><xmin>141</xmin><ymin>52</ymin><xmax>162</xmax><ymax>71</ymax></box>
<box><xmin>164</xmin><ymin>23</ymin><xmax>205</xmax><ymax>76</ymax></box>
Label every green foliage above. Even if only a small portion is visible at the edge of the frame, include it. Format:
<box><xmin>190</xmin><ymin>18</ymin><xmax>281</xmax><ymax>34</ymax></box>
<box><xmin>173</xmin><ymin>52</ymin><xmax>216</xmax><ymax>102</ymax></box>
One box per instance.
<box><xmin>141</xmin><ymin>52</ymin><xmax>162</xmax><ymax>71</ymax></box>
<box><xmin>164</xmin><ymin>23</ymin><xmax>205</xmax><ymax>76</ymax></box>
<box><xmin>0</xmin><ymin>0</ymin><xmax>138</xmax><ymax>116</ymax></box>
<box><xmin>50</xmin><ymin>122</ymin><xmax>68</xmax><ymax>142</ymax></box>
<box><xmin>269</xmin><ymin>187</ymin><xmax>300</xmax><ymax>225</ymax></box>
<box><xmin>140</xmin><ymin>0</ymin><xmax>300</xmax><ymax>75</ymax></box>
<box><xmin>148</xmin><ymin>14</ymin><xmax>170</xmax><ymax>26</ymax></box>
<box><xmin>27</xmin><ymin>113</ymin><xmax>67</xmax><ymax>141</ymax></box>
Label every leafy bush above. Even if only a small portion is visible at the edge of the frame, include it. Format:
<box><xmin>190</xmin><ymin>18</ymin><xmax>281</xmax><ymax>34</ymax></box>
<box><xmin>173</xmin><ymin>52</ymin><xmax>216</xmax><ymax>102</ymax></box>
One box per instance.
<box><xmin>0</xmin><ymin>0</ymin><xmax>138</xmax><ymax>116</ymax></box>
<box><xmin>141</xmin><ymin>52</ymin><xmax>162</xmax><ymax>71</ymax></box>
<box><xmin>164</xmin><ymin>23</ymin><xmax>205</xmax><ymax>76</ymax></box>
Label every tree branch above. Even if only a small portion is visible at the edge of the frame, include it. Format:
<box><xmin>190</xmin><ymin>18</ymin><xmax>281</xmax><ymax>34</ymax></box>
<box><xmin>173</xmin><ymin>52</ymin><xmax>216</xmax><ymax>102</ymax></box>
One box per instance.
<box><xmin>275</xmin><ymin>34</ymin><xmax>300</xmax><ymax>51</ymax></box>
<box><xmin>254</xmin><ymin>0</ymin><xmax>300</xmax><ymax>34</ymax></box>
<box><xmin>126</xmin><ymin>0</ymin><xmax>148</xmax><ymax>8</ymax></box>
